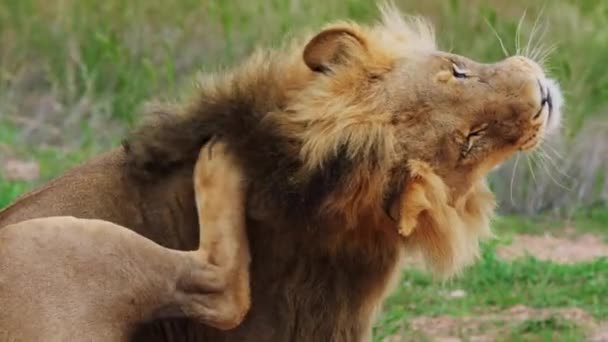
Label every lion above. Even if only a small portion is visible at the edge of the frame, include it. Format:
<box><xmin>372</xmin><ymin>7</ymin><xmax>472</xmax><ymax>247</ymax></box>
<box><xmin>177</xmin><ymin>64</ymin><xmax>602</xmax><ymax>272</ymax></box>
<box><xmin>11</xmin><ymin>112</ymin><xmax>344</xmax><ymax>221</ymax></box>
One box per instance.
<box><xmin>0</xmin><ymin>4</ymin><xmax>562</xmax><ymax>341</ymax></box>
<box><xmin>0</xmin><ymin>143</ymin><xmax>250</xmax><ymax>341</ymax></box>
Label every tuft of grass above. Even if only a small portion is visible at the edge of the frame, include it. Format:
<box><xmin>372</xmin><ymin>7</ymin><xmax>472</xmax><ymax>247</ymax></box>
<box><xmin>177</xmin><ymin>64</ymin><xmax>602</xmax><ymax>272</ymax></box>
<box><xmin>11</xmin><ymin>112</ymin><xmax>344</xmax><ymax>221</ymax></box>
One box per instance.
<box><xmin>0</xmin><ymin>180</ymin><xmax>29</xmax><ymax>209</ymax></box>
<box><xmin>502</xmin><ymin>316</ymin><xmax>585</xmax><ymax>342</ymax></box>
<box><xmin>494</xmin><ymin>209</ymin><xmax>608</xmax><ymax>241</ymax></box>
<box><xmin>374</xmin><ymin>245</ymin><xmax>608</xmax><ymax>340</ymax></box>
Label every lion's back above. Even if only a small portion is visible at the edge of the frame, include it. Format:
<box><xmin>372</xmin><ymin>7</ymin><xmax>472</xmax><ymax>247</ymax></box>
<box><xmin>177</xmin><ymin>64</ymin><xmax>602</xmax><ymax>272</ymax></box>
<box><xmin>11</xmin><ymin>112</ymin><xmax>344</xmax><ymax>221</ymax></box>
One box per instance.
<box><xmin>0</xmin><ymin>149</ymin><xmax>140</xmax><ymax>229</ymax></box>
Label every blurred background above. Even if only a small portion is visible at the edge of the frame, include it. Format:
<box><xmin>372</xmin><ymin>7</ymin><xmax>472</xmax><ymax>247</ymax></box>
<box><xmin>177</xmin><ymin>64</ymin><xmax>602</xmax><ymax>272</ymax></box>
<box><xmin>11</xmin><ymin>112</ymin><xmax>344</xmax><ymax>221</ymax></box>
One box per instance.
<box><xmin>0</xmin><ymin>0</ymin><xmax>606</xmax><ymax>340</ymax></box>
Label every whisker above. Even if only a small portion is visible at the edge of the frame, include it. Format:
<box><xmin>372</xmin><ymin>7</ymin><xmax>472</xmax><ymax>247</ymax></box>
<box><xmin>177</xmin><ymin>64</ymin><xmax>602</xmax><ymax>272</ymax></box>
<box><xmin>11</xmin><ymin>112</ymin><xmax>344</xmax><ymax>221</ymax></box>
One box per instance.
<box><xmin>530</xmin><ymin>151</ymin><xmax>544</xmax><ymax>175</ymax></box>
<box><xmin>484</xmin><ymin>17</ymin><xmax>510</xmax><ymax>57</ymax></box>
<box><xmin>541</xmin><ymin>141</ymin><xmax>564</xmax><ymax>159</ymax></box>
<box><xmin>541</xmin><ymin>63</ymin><xmax>560</xmax><ymax>75</ymax></box>
<box><xmin>529</xmin><ymin>43</ymin><xmax>544</xmax><ymax>62</ymax></box>
<box><xmin>537</xmin><ymin>146</ymin><xmax>558</xmax><ymax>167</ymax></box>
<box><xmin>535</xmin><ymin>146</ymin><xmax>569</xmax><ymax>180</ymax></box>
<box><xmin>534</xmin><ymin>150</ymin><xmax>572</xmax><ymax>191</ymax></box>
<box><xmin>525</xmin><ymin>6</ymin><xmax>546</xmax><ymax>58</ymax></box>
<box><xmin>516</xmin><ymin>8</ymin><xmax>528</xmax><ymax>55</ymax></box>
<box><xmin>510</xmin><ymin>153</ymin><xmax>521</xmax><ymax>205</ymax></box>
<box><xmin>538</xmin><ymin>135</ymin><xmax>564</xmax><ymax>159</ymax></box>
<box><xmin>530</xmin><ymin>23</ymin><xmax>550</xmax><ymax>60</ymax></box>
<box><xmin>538</xmin><ymin>145</ymin><xmax>572</xmax><ymax>181</ymax></box>
<box><xmin>537</xmin><ymin>43</ymin><xmax>557</xmax><ymax>67</ymax></box>
<box><xmin>541</xmin><ymin>42</ymin><xmax>557</xmax><ymax>57</ymax></box>
<box><xmin>526</xmin><ymin>153</ymin><xmax>538</xmax><ymax>185</ymax></box>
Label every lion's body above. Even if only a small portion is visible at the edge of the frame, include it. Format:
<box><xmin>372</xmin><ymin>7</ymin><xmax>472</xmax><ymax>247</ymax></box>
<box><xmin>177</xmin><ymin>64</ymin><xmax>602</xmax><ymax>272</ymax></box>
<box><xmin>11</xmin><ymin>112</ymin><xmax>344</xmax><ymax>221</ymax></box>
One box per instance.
<box><xmin>0</xmin><ymin>150</ymin><xmax>198</xmax><ymax>249</ymax></box>
<box><xmin>0</xmin><ymin>145</ymin><xmax>251</xmax><ymax>341</ymax></box>
<box><xmin>0</xmin><ymin>216</ymin><xmax>179</xmax><ymax>342</ymax></box>
<box><xmin>0</xmin><ymin>147</ymin><xmax>403</xmax><ymax>341</ymax></box>
<box><xmin>0</xmin><ymin>4</ymin><xmax>563</xmax><ymax>341</ymax></box>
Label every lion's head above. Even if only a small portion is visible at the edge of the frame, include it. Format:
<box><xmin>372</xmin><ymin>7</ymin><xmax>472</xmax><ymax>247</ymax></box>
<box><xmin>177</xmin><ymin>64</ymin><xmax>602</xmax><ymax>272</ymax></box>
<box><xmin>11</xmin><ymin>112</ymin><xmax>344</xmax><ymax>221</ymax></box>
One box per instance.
<box><xmin>125</xmin><ymin>4</ymin><xmax>563</xmax><ymax>277</ymax></box>
<box><xmin>291</xmin><ymin>6</ymin><xmax>562</xmax><ymax>198</ymax></box>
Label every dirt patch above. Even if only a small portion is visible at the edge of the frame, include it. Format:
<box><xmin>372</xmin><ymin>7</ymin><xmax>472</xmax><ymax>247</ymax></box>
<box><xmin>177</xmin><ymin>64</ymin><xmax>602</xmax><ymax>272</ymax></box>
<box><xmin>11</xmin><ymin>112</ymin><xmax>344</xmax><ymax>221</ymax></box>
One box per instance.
<box><xmin>591</xmin><ymin>322</ymin><xmax>608</xmax><ymax>342</ymax></box>
<box><xmin>397</xmin><ymin>305</ymin><xmax>604</xmax><ymax>342</ymax></box>
<box><xmin>497</xmin><ymin>233</ymin><xmax>608</xmax><ymax>263</ymax></box>
<box><xmin>2</xmin><ymin>158</ymin><xmax>40</xmax><ymax>182</ymax></box>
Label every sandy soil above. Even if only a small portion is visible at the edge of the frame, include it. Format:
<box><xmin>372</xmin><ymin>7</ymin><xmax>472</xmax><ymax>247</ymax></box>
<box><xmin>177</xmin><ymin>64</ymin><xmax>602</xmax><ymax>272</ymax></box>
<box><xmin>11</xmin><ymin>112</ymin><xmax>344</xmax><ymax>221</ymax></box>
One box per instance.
<box><xmin>390</xmin><ymin>305</ymin><xmax>606</xmax><ymax>342</ymax></box>
<box><xmin>497</xmin><ymin>233</ymin><xmax>608</xmax><ymax>263</ymax></box>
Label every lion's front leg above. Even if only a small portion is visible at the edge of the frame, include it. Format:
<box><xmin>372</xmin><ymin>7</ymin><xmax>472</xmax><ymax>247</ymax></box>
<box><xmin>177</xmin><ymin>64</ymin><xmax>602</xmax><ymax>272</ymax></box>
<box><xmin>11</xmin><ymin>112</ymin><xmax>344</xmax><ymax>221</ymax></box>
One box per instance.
<box><xmin>175</xmin><ymin>141</ymin><xmax>251</xmax><ymax>330</ymax></box>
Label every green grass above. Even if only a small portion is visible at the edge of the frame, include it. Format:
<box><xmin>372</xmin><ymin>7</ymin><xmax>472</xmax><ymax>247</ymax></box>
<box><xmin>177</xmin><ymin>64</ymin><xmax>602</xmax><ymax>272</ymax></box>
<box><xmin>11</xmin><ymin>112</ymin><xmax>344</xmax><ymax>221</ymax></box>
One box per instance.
<box><xmin>372</xmin><ymin>210</ymin><xmax>608</xmax><ymax>340</ymax></box>
<box><xmin>0</xmin><ymin>119</ymin><xmax>90</xmax><ymax>208</ymax></box>
<box><xmin>1</xmin><ymin>1</ymin><xmax>608</xmax><ymax>341</ymax></box>
<box><xmin>0</xmin><ymin>180</ymin><xmax>29</xmax><ymax>209</ymax></box>
<box><xmin>374</xmin><ymin>245</ymin><xmax>608</xmax><ymax>340</ymax></box>
<box><xmin>371</xmin><ymin>204</ymin><xmax>608</xmax><ymax>340</ymax></box>
<box><xmin>494</xmin><ymin>209</ymin><xmax>608</xmax><ymax>241</ymax></box>
<box><xmin>502</xmin><ymin>317</ymin><xmax>585</xmax><ymax>342</ymax></box>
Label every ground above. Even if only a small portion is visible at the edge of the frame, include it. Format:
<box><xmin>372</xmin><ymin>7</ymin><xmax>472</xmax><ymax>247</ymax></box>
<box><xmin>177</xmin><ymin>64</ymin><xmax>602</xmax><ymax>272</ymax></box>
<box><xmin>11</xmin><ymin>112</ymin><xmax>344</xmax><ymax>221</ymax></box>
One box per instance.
<box><xmin>374</xmin><ymin>215</ymin><xmax>608</xmax><ymax>341</ymax></box>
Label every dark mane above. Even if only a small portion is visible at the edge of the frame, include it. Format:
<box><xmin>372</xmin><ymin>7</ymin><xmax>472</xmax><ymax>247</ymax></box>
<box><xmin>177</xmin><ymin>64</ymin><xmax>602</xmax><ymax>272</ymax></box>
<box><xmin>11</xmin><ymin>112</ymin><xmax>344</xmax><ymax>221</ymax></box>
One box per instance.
<box><xmin>121</xmin><ymin>56</ymin><xmax>358</xmax><ymax>224</ymax></box>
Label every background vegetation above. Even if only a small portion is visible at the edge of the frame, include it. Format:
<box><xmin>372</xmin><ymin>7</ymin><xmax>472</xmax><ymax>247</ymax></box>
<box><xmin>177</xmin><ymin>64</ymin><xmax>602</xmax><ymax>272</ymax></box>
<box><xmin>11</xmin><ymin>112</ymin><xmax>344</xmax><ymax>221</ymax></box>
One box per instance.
<box><xmin>1</xmin><ymin>0</ymin><xmax>607</xmax><ymax>340</ymax></box>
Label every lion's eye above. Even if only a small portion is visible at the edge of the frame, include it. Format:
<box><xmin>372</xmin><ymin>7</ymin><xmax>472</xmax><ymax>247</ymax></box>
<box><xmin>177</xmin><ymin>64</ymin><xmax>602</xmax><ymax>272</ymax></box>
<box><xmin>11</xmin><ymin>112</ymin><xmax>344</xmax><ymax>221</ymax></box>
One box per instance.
<box><xmin>452</xmin><ymin>64</ymin><xmax>469</xmax><ymax>79</ymax></box>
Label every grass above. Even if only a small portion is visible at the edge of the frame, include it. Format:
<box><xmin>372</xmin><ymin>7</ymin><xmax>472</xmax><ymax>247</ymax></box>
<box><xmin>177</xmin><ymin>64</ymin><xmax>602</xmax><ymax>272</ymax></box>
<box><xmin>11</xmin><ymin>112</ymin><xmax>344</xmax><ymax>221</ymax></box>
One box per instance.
<box><xmin>0</xmin><ymin>119</ymin><xmax>87</xmax><ymax>208</ymax></box>
<box><xmin>372</xmin><ymin>211</ymin><xmax>608</xmax><ymax>340</ymax></box>
<box><xmin>375</xmin><ymin>248</ymin><xmax>608</xmax><ymax>339</ymax></box>
<box><xmin>1</xmin><ymin>0</ymin><xmax>608</xmax><ymax>341</ymax></box>
<box><xmin>494</xmin><ymin>208</ymin><xmax>608</xmax><ymax>240</ymax></box>
<box><xmin>503</xmin><ymin>317</ymin><xmax>585</xmax><ymax>342</ymax></box>
<box><xmin>0</xmin><ymin>180</ymin><xmax>28</xmax><ymax>209</ymax></box>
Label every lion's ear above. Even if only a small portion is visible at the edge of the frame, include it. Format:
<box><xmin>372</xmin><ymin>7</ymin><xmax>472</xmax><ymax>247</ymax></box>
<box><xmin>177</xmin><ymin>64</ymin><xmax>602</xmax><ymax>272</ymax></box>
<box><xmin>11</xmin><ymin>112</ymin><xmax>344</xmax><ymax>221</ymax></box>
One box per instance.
<box><xmin>303</xmin><ymin>27</ymin><xmax>366</xmax><ymax>73</ymax></box>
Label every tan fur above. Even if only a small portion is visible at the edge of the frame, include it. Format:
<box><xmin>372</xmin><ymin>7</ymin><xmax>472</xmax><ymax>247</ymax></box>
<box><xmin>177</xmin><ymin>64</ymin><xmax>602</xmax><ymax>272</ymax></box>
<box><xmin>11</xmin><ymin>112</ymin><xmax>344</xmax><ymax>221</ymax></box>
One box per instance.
<box><xmin>234</xmin><ymin>7</ymin><xmax>557</xmax><ymax>275</ymax></box>
<box><xmin>398</xmin><ymin>160</ymin><xmax>495</xmax><ymax>276</ymax></box>
<box><xmin>191</xmin><ymin>142</ymin><xmax>251</xmax><ymax>329</ymax></box>
<box><xmin>0</xmin><ymin>4</ymin><xmax>562</xmax><ymax>341</ymax></box>
<box><xmin>0</xmin><ymin>143</ymin><xmax>250</xmax><ymax>341</ymax></box>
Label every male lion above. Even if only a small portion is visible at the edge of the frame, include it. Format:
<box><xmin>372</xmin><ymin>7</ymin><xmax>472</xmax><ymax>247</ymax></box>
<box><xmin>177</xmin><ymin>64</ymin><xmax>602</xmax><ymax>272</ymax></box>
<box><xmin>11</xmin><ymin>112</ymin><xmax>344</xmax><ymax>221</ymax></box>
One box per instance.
<box><xmin>0</xmin><ymin>5</ymin><xmax>562</xmax><ymax>341</ymax></box>
<box><xmin>0</xmin><ymin>143</ymin><xmax>250</xmax><ymax>341</ymax></box>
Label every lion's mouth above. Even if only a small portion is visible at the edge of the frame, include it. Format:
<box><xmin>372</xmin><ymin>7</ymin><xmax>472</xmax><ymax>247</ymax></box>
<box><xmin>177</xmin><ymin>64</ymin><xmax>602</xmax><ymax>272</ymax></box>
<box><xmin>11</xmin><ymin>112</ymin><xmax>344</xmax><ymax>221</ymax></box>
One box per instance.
<box><xmin>519</xmin><ymin>78</ymin><xmax>563</xmax><ymax>152</ymax></box>
<box><xmin>543</xmin><ymin>78</ymin><xmax>563</xmax><ymax>133</ymax></box>
<box><xmin>534</xmin><ymin>79</ymin><xmax>553</xmax><ymax>122</ymax></box>
<box><xmin>541</xmin><ymin>84</ymin><xmax>553</xmax><ymax>121</ymax></box>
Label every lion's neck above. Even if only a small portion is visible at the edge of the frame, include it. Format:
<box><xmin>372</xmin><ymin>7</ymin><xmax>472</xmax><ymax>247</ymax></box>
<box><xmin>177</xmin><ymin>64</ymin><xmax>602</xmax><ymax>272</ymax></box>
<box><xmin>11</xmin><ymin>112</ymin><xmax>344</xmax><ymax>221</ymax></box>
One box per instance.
<box><xmin>203</xmin><ymin>214</ymin><xmax>405</xmax><ymax>341</ymax></box>
<box><xmin>129</xmin><ymin>160</ymin><xmax>405</xmax><ymax>341</ymax></box>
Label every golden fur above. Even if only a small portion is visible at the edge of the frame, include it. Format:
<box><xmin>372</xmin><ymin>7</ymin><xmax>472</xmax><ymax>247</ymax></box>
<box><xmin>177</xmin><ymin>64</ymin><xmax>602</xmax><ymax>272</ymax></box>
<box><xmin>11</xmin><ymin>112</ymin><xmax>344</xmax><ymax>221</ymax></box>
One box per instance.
<box><xmin>0</xmin><ymin>4</ymin><xmax>563</xmax><ymax>341</ymax></box>
<box><xmin>398</xmin><ymin>160</ymin><xmax>495</xmax><ymax>275</ymax></box>
<box><xmin>124</xmin><ymin>4</ymin><xmax>561</xmax><ymax>277</ymax></box>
